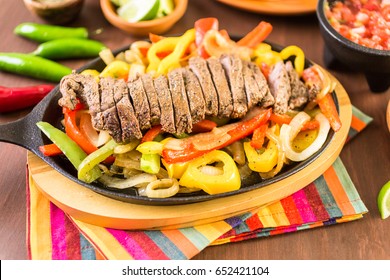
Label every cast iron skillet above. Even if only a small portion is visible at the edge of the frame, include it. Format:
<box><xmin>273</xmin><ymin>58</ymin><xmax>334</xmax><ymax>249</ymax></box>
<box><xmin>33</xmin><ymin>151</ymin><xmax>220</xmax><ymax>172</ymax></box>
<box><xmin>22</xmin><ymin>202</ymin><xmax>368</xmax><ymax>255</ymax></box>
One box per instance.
<box><xmin>0</xmin><ymin>41</ymin><xmax>336</xmax><ymax>206</ymax></box>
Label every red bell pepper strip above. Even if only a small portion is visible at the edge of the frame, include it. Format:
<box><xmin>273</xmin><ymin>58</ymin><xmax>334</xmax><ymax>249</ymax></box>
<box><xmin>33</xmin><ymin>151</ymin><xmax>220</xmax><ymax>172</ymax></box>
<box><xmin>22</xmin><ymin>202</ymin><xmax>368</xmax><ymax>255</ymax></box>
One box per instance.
<box><xmin>317</xmin><ymin>93</ymin><xmax>342</xmax><ymax>132</ymax></box>
<box><xmin>141</xmin><ymin>124</ymin><xmax>163</xmax><ymax>143</ymax></box>
<box><xmin>39</xmin><ymin>143</ymin><xmax>62</xmax><ymax>156</ymax></box>
<box><xmin>0</xmin><ymin>84</ymin><xmax>54</xmax><ymax>113</ymax></box>
<box><xmin>194</xmin><ymin>17</ymin><xmax>219</xmax><ymax>58</ymax></box>
<box><xmin>250</xmin><ymin>123</ymin><xmax>268</xmax><ymax>149</ymax></box>
<box><xmin>237</xmin><ymin>21</ymin><xmax>273</xmax><ymax>48</ymax></box>
<box><xmin>270</xmin><ymin>113</ymin><xmax>319</xmax><ymax>131</ymax></box>
<box><xmin>162</xmin><ymin>109</ymin><xmax>271</xmax><ymax>163</ymax></box>
<box><xmin>149</xmin><ymin>33</ymin><xmax>164</xmax><ymax>43</ymax></box>
<box><xmin>191</xmin><ymin>119</ymin><xmax>217</xmax><ymax>133</ymax></box>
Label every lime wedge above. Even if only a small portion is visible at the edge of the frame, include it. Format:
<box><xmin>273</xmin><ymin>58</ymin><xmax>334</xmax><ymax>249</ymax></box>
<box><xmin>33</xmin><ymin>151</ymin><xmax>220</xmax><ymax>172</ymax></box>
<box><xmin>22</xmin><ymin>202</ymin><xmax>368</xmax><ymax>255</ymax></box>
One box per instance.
<box><xmin>378</xmin><ymin>180</ymin><xmax>390</xmax><ymax>219</ymax></box>
<box><xmin>157</xmin><ymin>0</ymin><xmax>174</xmax><ymax>18</ymax></box>
<box><xmin>117</xmin><ymin>0</ymin><xmax>160</xmax><ymax>23</ymax></box>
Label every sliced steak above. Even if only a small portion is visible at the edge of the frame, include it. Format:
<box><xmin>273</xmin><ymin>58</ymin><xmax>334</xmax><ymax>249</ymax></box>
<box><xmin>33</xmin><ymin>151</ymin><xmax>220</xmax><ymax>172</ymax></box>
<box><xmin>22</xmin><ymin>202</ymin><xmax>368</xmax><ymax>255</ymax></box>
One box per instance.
<box><xmin>168</xmin><ymin>68</ymin><xmax>193</xmax><ymax>134</ymax></box>
<box><xmin>127</xmin><ymin>77</ymin><xmax>151</xmax><ymax>131</ymax></box>
<box><xmin>188</xmin><ymin>56</ymin><xmax>219</xmax><ymax>116</ymax></box>
<box><xmin>220</xmin><ymin>54</ymin><xmax>248</xmax><ymax>118</ymax></box>
<box><xmin>99</xmin><ymin>77</ymin><xmax>122</xmax><ymax>142</ymax></box>
<box><xmin>286</xmin><ymin>61</ymin><xmax>308</xmax><ymax>110</ymax></box>
<box><xmin>242</xmin><ymin>61</ymin><xmax>262</xmax><ymax>109</ymax></box>
<box><xmin>248</xmin><ymin>62</ymin><xmax>274</xmax><ymax>108</ymax></box>
<box><xmin>182</xmin><ymin>67</ymin><xmax>206</xmax><ymax>124</ymax></box>
<box><xmin>141</xmin><ymin>73</ymin><xmax>160</xmax><ymax>126</ymax></box>
<box><xmin>268</xmin><ymin>61</ymin><xmax>291</xmax><ymax>114</ymax></box>
<box><xmin>113</xmin><ymin>79</ymin><xmax>142</xmax><ymax>142</ymax></box>
<box><xmin>153</xmin><ymin>75</ymin><xmax>176</xmax><ymax>134</ymax></box>
<box><xmin>206</xmin><ymin>57</ymin><xmax>233</xmax><ymax>118</ymax></box>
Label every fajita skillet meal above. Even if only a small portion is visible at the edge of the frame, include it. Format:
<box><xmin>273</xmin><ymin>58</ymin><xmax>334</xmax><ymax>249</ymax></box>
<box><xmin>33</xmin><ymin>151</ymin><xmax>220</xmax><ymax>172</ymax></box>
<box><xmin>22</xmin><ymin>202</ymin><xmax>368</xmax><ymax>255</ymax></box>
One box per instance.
<box><xmin>37</xmin><ymin>18</ymin><xmax>342</xmax><ymax>199</ymax></box>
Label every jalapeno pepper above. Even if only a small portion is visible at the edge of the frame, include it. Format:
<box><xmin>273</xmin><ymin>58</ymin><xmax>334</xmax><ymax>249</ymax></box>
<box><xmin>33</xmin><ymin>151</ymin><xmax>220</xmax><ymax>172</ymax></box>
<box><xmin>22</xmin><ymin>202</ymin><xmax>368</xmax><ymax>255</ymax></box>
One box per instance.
<box><xmin>0</xmin><ymin>53</ymin><xmax>72</xmax><ymax>82</ymax></box>
<box><xmin>32</xmin><ymin>38</ymin><xmax>107</xmax><ymax>60</ymax></box>
<box><xmin>14</xmin><ymin>22</ymin><xmax>88</xmax><ymax>43</ymax></box>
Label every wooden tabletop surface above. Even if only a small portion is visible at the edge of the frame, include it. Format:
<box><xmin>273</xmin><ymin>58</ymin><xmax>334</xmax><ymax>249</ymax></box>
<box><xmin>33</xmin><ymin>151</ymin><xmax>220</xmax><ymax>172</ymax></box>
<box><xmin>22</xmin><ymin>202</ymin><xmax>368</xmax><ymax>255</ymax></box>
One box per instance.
<box><xmin>1</xmin><ymin>0</ymin><xmax>389</xmax><ymax>260</ymax></box>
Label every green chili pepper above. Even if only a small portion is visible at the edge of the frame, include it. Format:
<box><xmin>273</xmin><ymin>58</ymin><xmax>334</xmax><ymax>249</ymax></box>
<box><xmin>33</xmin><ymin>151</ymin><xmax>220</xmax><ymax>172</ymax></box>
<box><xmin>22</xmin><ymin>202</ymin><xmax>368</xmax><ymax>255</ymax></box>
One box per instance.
<box><xmin>0</xmin><ymin>53</ymin><xmax>72</xmax><ymax>82</ymax></box>
<box><xmin>32</xmin><ymin>38</ymin><xmax>107</xmax><ymax>60</ymax></box>
<box><xmin>36</xmin><ymin>121</ymin><xmax>101</xmax><ymax>183</ymax></box>
<box><xmin>14</xmin><ymin>22</ymin><xmax>88</xmax><ymax>43</ymax></box>
<box><xmin>78</xmin><ymin>139</ymin><xmax>118</xmax><ymax>183</ymax></box>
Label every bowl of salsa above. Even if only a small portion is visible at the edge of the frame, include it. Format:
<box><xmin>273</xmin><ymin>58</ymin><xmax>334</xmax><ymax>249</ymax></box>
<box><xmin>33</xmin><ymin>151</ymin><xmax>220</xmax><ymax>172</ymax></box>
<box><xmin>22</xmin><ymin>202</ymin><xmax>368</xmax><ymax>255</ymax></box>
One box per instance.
<box><xmin>317</xmin><ymin>0</ymin><xmax>390</xmax><ymax>92</ymax></box>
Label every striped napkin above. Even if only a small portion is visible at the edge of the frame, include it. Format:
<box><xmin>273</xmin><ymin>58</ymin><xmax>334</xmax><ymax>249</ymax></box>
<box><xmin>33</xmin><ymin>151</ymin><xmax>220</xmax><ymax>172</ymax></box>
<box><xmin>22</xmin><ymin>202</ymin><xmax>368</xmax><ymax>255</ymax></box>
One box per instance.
<box><xmin>26</xmin><ymin>106</ymin><xmax>372</xmax><ymax>260</ymax></box>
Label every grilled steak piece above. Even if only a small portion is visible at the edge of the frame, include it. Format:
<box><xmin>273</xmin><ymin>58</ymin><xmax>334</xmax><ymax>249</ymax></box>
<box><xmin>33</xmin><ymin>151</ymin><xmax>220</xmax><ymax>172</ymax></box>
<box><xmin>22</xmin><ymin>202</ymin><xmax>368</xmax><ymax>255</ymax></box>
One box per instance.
<box><xmin>286</xmin><ymin>61</ymin><xmax>308</xmax><ymax>110</ymax></box>
<box><xmin>128</xmin><ymin>77</ymin><xmax>151</xmax><ymax>131</ymax></box>
<box><xmin>182</xmin><ymin>67</ymin><xmax>206</xmax><ymax>124</ymax></box>
<box><xmin>268</xmin><ymin>61</ymin><xmax>291</xmax><ymax>114</ymax></box>
<box><xmin>168</xmin><ymin>69</ymin><xmax>193</xmax><ymax>134</ymax></box>
<box><xmin>248</xmin><ymin>62</ymin><xmax>274</xmax><ymax>108</ymax></box>
<box><xmin>206</xmin><ymin>57</ymin><xmax>233</xmax><ymax>118</ymax></box>
<box><xmin>100</xmin><ymin>77</ymin><xmax>122</xmax><ymax>142</ymax></box>
<box><xmin>220</xmin><ymin>54</ymin><xmax>248</xmax><ymax>118</ymax></box>
<box><xmin>141</xmin><ymin>73</ymin><xmax>160</xmax><ymax>126</ymax></box>
<box><xmin>153</xmin><ymin>75</ymin><xmax>176</xmax><ymax>134</ymax></box>
<box><xmin>114</xmin><ymin>79</ymin><xmax>142</xmax><ymax>142</ymax></box>
<box><xmin>189</xmin><ymin>56</ymin><xmax>219</xmax><ymax>116</ymax></box>
<box><xmin>242</xmin><ymin>61</ymin><xmax>262</xmax><ymax>109</ymax></box>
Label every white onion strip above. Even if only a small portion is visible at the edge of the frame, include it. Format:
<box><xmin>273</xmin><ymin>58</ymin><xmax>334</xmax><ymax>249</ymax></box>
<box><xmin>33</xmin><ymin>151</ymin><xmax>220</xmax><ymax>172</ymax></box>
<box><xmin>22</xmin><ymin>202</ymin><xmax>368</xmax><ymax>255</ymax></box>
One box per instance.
<box><xmin>145</xmin><ymin>178</ymin><xmax>180</xmax><ymax>198</ymax></box>
<box><xmin>98</xmin><ymin>173</ymin><xmax>157</xmax><ymax>189</ymax></box>
<box><xmin>281</xmin><ymin>112</ymin><xmax>330</xmax><ymax>162</ymax></box>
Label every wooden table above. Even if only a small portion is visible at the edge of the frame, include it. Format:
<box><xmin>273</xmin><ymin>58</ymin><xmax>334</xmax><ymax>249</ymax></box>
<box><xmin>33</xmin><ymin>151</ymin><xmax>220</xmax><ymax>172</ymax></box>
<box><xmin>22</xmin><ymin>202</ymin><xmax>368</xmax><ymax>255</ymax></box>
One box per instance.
<box><xmin>1</xmin><ymin>0</ymin><xmax>389</xmax><ymax>260</ymax></box>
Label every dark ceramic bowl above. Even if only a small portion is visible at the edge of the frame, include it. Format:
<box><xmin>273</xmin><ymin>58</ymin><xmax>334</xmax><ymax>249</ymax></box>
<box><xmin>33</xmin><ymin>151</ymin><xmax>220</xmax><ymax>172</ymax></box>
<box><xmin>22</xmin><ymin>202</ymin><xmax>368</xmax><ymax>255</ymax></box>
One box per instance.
<box><xmin>316</xmin><ymin>0</ymin><xmax>390</xmax><ymax>93</ymax></box>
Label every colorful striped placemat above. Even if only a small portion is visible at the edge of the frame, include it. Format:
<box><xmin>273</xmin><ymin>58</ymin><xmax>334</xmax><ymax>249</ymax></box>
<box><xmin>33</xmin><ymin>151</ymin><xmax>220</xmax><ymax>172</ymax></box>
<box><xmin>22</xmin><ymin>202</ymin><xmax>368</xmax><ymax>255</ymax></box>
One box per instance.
<box><xmin>26</xmin><ymin>106</ymin><xmax>372</xmax><ymax>260</ymax></box>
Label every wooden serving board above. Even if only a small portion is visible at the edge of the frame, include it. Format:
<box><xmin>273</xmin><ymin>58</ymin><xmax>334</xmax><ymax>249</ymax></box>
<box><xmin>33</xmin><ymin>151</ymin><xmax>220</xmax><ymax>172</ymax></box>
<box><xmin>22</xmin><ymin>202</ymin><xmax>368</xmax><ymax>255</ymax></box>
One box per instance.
<box><xmin>28</xmin><ymin>74</ymin><xmax>352</xmax><ymax>230</ymax></box>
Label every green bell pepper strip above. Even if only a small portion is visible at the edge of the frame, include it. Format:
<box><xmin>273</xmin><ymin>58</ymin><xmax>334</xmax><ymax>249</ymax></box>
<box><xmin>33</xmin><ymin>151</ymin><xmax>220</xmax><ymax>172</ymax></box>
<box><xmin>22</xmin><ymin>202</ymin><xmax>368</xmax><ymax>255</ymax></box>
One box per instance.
<box><xmin>14</xmin><ymin>22</ymin><xmax>88</xmax><ymax>43</ymax></box>
<box><xmin>140</xmin><ymin>153</ymin><xmax>161</xmax><ymax>174</ymax></box>
<box><xmin>32</xmin><ymin>38</ymin><xmax>107</xmax><ymax>60</ymax></box>
<box><xmin>78</xmin><ymin>139</ymin><xmax>118</xmax><ymax>183</ymax></box>
<box><xmin>0</xmin><ymin>53</ymin><xmax>72</xmax><ymax>82</ymax></box>
<box><xmin>36</xmin><ymin>122</ymin><xmax>101</xmax><ymax>182</ymax></box>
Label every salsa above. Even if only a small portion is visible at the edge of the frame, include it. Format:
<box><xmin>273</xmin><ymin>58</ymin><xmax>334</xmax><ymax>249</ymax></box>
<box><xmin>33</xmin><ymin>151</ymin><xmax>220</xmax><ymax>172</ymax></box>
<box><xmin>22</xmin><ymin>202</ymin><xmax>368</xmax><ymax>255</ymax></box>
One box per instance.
<box><xmin>325</xmin><ymin>0</ymin><xmax>390</xmax><ymax>50</ymax></box>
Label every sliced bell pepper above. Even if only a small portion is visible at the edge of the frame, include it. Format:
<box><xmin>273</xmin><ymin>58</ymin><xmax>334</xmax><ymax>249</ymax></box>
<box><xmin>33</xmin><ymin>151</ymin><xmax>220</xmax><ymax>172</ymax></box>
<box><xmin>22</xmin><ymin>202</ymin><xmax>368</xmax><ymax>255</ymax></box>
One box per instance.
<box><xmin>161</xmin><ymin>159</ymin><xmax>189</xmax><ymax>179</ymax></box>
<box><xmin>162</xmin><ymin>108</ymin><xmax>271</xmax><ymax>163</ymax></box>
<box><xmin>179</xmin><ymin>150</ymin><xmax>240</xmax><ymax>195</ymax></box>
<box><xmin>244</xmin><ymin>140</ymin><xmax>278</xmax><ymax>173</ymax></box>
<box><xmin>237</xmin><ymin>21</ymin><xmax>273</xmax><ymax>48</ymax></box>
<box><xmin>78</xmin><ymin>139</ymin><xmax>118</xmax><ymax>183</ymax></box>
<box><xmin>100</xmin><ymin>60</ymin><xmax>130</xmax><ymax>80</ymax></box>
<box><xmin>141</xmin><ymin>124</ymin><xmax>163</xmax><ymax>143</ymax></box>
<box><xmin>39</xmin><ymin>143</ymin><xmax>62</xmax><ymax>156</ymax></box>
<box><xmin>279</xmin><ymin>45</ymin><xmax>305</xmax><ymax>76</ymax></box>
<box><xmin>36</xmin><ymin>122</ymin><xmax>101</xmax><ymax>182</ymax></box>
<box><xmin>194</xmin><ymin>17</ymin><xmax>219</xmax><ymax>58</ymax></box>
<box><xmin>140</xmin><ymin>153</ymin><xmax>161</xmax><ymax>174</ymax></box>
<box><xmin>191</xmin><ymin>119</ymin><xmax>217</xmax><ymax>133</ymax></box>
<box><xmin>250</xmin><ymin>123</ymin><xmax>267</xmax><ymax>149</ymax></box>
<box><xmin>146</xmin><ymin>37</ymin><xmax>180</xmax><ymax>73</ymax></box>
<box><xmin>317</xmin><ymin>93</ymin><xmax>342</xmax><ymax>132</ymax></box>
<box><xmin>270</xmin><ymin>113</ymin><xmax>319</xmax><ymax>131</ymax></box>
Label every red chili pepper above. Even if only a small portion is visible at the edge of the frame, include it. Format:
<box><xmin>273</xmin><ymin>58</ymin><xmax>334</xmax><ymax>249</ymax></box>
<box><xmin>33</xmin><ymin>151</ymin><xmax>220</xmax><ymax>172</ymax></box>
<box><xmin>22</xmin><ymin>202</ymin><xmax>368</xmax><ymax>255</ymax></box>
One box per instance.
<box><xmin>194</xmin><ymin>17</ymin><xmax>219</xmax><ymax>58</ymax></box>
<box><xmin>0</xmin><ymin>84</ymin><xmax>54</xmax><ymax>113</ymax></box>
<box><xmin>162</xmin><ymin>109</ymin><xmax>271</xmax><ymax>163</ymax></box>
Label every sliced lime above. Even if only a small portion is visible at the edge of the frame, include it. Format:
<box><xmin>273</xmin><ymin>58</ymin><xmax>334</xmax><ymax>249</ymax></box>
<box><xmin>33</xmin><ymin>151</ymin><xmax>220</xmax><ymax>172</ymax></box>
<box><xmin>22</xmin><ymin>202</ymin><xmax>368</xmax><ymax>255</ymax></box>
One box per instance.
<box><xmin>378</xmin><ymin>180</ymin><xmax>390</xmax><ymax>219</ymax></box>
<box><xmin>117</xmin><ymin>0</ymin><xmax>160</xmax><ymax>23</ymax></box>
<box><xmin>157</xmin><ymin>0</ymin><xmax>174</xmax><ymax>18</ymax></box>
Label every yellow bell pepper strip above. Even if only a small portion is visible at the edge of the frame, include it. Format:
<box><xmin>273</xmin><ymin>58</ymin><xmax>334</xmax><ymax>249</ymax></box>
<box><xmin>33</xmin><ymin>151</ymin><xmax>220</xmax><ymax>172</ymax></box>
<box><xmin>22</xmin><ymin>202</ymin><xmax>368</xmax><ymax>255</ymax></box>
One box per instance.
<box><xmin>78</xmin><ymin>139</ymin><xmax>118</xmax><ymax>183</ymax></box>
<box><xmin>36</xmin><ymin>122</ymin><xmax>101</xmax><ymax>181</ymax></box>
<box><xmin>146</xmin><ymin>37</ymin><xmax>180</xmax><ymax>73</ymax></box>
<box><xmin>136</xmin><ymin>141</ymin><xmax>164</xmax><ymax>155</ymax></box>
<box><xmin>161</xmin><ymin>159</ymin><xmax>189</xmax><ymax>179</ymax></box>
<box><xmin>179</xmin><ymin>150</ymin><xmax>241</xmax><ymax>195</ymax></box>
<box><xmin>279</xmin><ymin>45</ymin><xmax>305</xmax><ymax>76</ymax></box>
<box><xmin>156</xmin><ymin>28</ymin><xmax>196</xmax><ymax>75</ymax></box>
<box><xmin>244</xmin><ymin>139</ymin><xmax>278</xmax><ymax>173</ymax></box>
<box><xmin>253</xmin><ymin>43</ymin><xmax>282</xmax><ymax>67</ymax></box>
<box><xmin>162</xmin><ymin>108</ymin><xmax>271</xmax><ymax>163</ymax></box>
<box><xmin>100</xmin><ymin>60</ymin><xmax>130</xmax><ymax>80</ymax></box>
